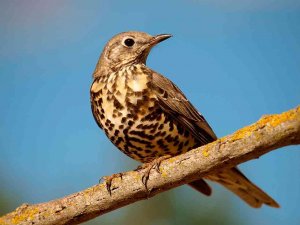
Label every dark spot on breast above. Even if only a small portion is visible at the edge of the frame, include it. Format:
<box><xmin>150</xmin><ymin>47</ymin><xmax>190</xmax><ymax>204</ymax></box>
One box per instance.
<box><xmin>129</xmin><ymin>137</ymin><xmax>151</xmax><ymax>145</ymax></box>
<box><xmin>145</xmin><ymin>143</ymin><xmax>155</xmax><ymax>149</ymax></box>
<box><xmin>129</xmin><ymin>130</ymin><xmax>155</xmax><ymax>141</ymax></box>
<box><xmin>105</xmin><ymin>119</ymin><xmax>112</xmax><ymax>127</ymax></box>
<box><xmin>127</xmin><ymin>141</ymin><xmax>144</xmax><ymax>151</ymax></box>
<box><xmin>163</xmin><ymin>115</ymin><xmax>170</xmax><ymax>123</ymax></box>
<box><xmin>115</xmin><ymin>137</ymin><xmax>124</xmax><ymax>146</ymax></box>
<box><xmin>149</xmin><ymin>129</ymin><xmax>156</xmax><ymax>134</ymax></box>
<box><xmin>158</xmin><ymin>124</ymin><xmax>164</xmax><ymax>130</ymax></box>
<box><xmin>174</xmin><ymin>140</ymin><xmax>179</xmax><ymax>146</ymax></box>
<box><xmin>157</xmin><ymin>139</ymin><xmax>168</xmax><ymax>149</ymax></box>
<box><xmin>114</xmin><ymin>99</ymin><xmax>124</xmax><ymax>110</ymax></box>
<box><xmin>160</xmin><ymin>131</ymin><xmax>166</xmax><ymax>137</ymax></box>
<box><xmin>98</xmin><ymin>98</ymin><xmax>103</xmax><ymax>105</ymax></box>
<box><xmin>184</xmin><ymin>140</ymin><xmax>189</xmax><ymax>146</ymax></box>
<box><xmin>178</xmin><ymin>142</ymin><xmax>183</xmax><ymax>150</ymax></box>
<box><xmin>124</xmin><ymin>145</ymin><xmax>129</xmax><ymax>154</ymax></box>
<box><xmin>121</xmin><ymin>117</ymin><xmax>127</xmax><ymax>123</ymax></box>
<box><xmin>125</xmin><ymin>100</ymin><xmax>135</xmax><ymax>109</ymax></box>
<box><xmin>123</xmin><ymin>128</ymin><xmax>129</xmax><ymax>135</ymax></box>
<box><xmin>136</xmin><ymin>99</ymin><xmax>144</xmax><ymax>109</ymax></box>
<box><xmin>132</xmin><ymin>151</ymin><xmax>144</xmax><ymax>159</ymax></box>
<box><xmin>165</xmin><ymin>135</ymin><xmax>173</xmax><ymax>143</ymax></box>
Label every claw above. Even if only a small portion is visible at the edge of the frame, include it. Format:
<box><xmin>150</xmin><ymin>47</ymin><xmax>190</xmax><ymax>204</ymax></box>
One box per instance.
<box><xmin>106</xmin><ymin>178</ymin><xmax>113</xmax><ymax>196</ymax></box>
<box><xmin>138</xmin><ymin>155</ymin><xmax>171</xmax><ymax>191</ymax></box>
<box><xmin>100</xmin><ymin>173</ymin><xmax>123</xmax><ymax>196</ymax></box>
<box><xmin>141</xmin><ymin>165</ymin><xmax>153</xmax><ymax>191</ymax></box>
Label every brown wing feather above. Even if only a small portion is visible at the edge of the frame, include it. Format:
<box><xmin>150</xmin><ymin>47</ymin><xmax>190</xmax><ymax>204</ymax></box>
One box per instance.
<box><xmin>151</xmin><ymin>71</ymin><xmax>217</xmax><ymax>144</ymax></box>
<box><xmin>151</xmin><ymin>71</ymin><xmax>217</xmax><ymax>197</ymax></box>
<box><xmin>151</xmin><ymin>71</ymin><xmax>279</xmax><ymax>208</ymax></box>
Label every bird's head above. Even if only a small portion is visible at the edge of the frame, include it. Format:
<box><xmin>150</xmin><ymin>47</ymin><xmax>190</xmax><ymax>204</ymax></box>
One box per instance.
<box><xmin>93</xmin><ymin>31</ymin><xmax>172</xmax><ymax>78</ymax></box>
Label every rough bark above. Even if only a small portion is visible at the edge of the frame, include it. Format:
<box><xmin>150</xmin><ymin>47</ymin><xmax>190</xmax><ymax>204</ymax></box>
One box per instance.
<box><xmin>1</xmin><ymin>106</ymin><xmax>299</xmax><ymax>225</ymax></box>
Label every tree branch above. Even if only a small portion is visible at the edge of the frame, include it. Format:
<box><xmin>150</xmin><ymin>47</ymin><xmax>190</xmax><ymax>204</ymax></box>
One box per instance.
<box><xmin>1</xmin><ymin>106</ymin><xmax>300</xmax><ymax>225</ymax></box>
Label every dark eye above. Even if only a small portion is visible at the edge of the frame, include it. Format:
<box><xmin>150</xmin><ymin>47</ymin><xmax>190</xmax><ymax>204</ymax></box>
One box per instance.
<box><xmin>124</xmin><ymin>38</ymin><xmax>135</xmax><ymax>47</ymax></box>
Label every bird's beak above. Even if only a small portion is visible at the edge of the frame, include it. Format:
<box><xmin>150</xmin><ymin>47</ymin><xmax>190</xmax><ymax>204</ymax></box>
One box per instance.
<box><xmin>137</xmin><ymin>34</ymin><xmax>172</xmax><ymax>60</ymax></box>
<box><xmin>149</xmin><ymin>34</ymin><xmax>172</xmax><ymax>47</ymax></box>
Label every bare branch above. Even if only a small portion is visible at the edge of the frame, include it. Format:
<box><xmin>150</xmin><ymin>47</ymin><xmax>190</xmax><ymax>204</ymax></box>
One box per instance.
<box><xmin>1</xmin><ymin>106</ymin><xmax>299</xmax><ymax>225</ymax></box>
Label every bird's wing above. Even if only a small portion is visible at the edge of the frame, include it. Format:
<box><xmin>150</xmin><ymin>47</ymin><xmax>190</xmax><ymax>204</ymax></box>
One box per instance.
<box><xmin>151</xmin><ymin>71</ymin><xmax>217</xmax><ymax>144</ymax></box>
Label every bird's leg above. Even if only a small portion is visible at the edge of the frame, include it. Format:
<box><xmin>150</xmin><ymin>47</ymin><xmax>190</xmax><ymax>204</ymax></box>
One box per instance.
<box><xmin>137</xmin><ymin>155</ymin><xmax>171</xmax><ymax>191</ymax></box>
<box><xmin>99</xmin><ymin>173</ymin><xmax>124</xmax><ymax>196</ymax></box>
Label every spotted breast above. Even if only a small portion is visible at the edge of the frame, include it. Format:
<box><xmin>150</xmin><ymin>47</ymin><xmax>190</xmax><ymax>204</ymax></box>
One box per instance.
<box><xmin>90</xmin><ymin>64</ymin><xmax>198</xmax><ymax>163</ymax></box>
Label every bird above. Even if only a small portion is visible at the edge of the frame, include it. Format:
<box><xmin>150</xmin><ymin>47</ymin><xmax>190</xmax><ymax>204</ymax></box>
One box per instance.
<box><xmin>90</xmin><ymin>31</ymin><xmax>279</xmax><ymax>208</ymax></box>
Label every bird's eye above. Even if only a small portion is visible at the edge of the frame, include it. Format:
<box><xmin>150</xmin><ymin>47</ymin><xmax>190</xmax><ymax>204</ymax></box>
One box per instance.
<box><xmin>123</xmin><ymin>38</ymin><xmax>135</xmax><ymax>47</ymax></box>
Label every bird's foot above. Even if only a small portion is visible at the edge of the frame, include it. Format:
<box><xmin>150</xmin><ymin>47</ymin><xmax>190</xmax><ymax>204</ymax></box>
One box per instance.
<box><xmin>99</xmin><ymin>173</ymin><xmax>123</xmax><ymax>196</ymax></box>
<box><xmin>137</xmin><ymin>155</ymin><xmax>171</xmax><ymax>191</ymax></box>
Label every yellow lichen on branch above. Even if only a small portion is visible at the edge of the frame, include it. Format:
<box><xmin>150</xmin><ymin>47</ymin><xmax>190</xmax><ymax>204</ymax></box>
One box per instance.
<box><xmin>229</xmin><ymin>106</ymin><xmax>299</xmax><ymax>142</ymax></box>
<box><xmin>9</xmin><ymin>205</ymin><xmax>40</xmax><ymax>225</ymax></box>
<box><xmin>263</xmin><ymin>108</ymin><xmax>299</xmax><ymax>127</ymax></box>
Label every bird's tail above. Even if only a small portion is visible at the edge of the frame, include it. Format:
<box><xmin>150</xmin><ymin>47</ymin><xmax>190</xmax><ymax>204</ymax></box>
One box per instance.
<box><xmin>205</xmin><ymin>167</ymin><xmax>279</xmax><ymax>208</ymax></box>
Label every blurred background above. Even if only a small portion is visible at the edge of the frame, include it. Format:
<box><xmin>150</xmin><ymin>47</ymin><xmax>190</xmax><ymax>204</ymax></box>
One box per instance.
<box><xmin>1</xmin><ymin>0</ymin><xmax>300</xmax><ymax>224</ymax></box>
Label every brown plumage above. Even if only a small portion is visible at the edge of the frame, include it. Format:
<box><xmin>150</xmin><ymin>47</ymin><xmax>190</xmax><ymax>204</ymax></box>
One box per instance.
<box><xmin>90</xmin><ymin>31</ymin><xmax>279</xmax><ymax>208</ymax></box>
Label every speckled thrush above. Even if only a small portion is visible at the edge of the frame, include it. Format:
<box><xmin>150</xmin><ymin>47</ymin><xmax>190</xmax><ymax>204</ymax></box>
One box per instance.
<box><xmin>90</xmin><ymin>31</ymin><xmax>279</xmax><ymax>208</ymax></box>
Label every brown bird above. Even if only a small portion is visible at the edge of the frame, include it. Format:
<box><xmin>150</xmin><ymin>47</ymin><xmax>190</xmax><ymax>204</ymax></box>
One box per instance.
<box><xmin>90</xmin><ymin>31</ymin><xmax>279</xmax><ymax>208</ymax></box>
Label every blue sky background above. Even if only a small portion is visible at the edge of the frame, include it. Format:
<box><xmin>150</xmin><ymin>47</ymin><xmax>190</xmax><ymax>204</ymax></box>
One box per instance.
<box><xmin>0</xmin><ymin>0</ymin><xmax>299</xmax><ymax>224</ymax></box>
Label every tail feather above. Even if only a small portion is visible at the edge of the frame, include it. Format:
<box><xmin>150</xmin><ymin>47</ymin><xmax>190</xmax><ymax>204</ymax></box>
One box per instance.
<box><xmin>206</xmin><ymin>167</ymin><xmax>279</xmax><ymax>208</ymax></box>
<box><xmin>188</xmin><ymin>179</ymin><xmax>212</xmax><ymax>196</ymax></box>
